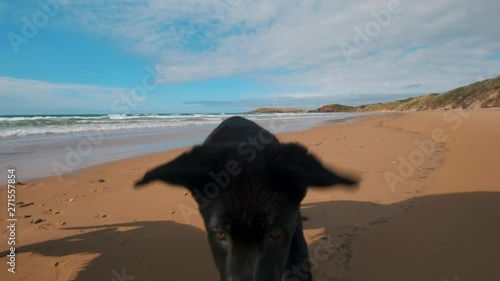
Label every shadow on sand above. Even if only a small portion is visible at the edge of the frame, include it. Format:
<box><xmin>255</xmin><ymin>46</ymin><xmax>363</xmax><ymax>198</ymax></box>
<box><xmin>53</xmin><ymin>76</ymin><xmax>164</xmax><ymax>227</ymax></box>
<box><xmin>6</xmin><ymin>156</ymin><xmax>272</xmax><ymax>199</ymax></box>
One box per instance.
<box><xmin>302</xmin><ymin>191</ymin><xmax>500</xmax><ymax>281</ymax></box>
<box><xmin>3</xmin><ymin>191</ymin><xmax>500</xmax><ymax>281</ymax></box>
<box><xmin>3</xmin><ymin>221</ymin><xmax>218</xmax><ymax>281</ymax></box>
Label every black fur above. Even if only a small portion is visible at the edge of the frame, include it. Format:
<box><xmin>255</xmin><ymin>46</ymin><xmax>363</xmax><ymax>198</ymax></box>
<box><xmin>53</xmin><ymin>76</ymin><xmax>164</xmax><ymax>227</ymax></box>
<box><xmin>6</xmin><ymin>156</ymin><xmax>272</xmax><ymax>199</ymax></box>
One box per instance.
<box><xmin>135</xmin><ymin>116</ymin><xmax>358</xmax><ymax>281</ymax></box>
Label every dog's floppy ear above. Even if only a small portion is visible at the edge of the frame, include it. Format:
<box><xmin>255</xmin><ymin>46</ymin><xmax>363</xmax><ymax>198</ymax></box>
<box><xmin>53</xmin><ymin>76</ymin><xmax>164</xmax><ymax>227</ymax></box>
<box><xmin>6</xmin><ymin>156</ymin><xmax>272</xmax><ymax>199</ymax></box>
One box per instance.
<box><xmin>134</xmin><ymin>146</ymin><xmax>212</xmax><ymax>189</ymax></box>
<box><xmin>272</xmin><ymin>143</ymin><xmax>358</xmax><ymax>189</ymax></box>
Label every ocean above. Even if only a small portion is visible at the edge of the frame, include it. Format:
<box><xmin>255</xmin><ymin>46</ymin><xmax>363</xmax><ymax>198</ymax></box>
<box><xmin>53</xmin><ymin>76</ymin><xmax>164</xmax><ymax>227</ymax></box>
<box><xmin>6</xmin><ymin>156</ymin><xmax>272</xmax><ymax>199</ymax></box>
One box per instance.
<box><xmin>0</xmin><ymin>112</ymin><xmax>366</xmax><ymax>181</ymax></box>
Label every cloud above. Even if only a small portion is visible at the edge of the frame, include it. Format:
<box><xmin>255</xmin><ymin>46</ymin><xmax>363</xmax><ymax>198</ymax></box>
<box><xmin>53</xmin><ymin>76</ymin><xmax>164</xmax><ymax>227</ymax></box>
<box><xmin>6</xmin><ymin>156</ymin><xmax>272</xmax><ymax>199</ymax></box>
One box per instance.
<box><xmin>8</xmin><ymin>0</ymin><xmax>500</xmax><ymax>103</ymax></box>
<box><xmin>0</xmin><ymin>77</ymin><xmax>130</xmax><ymax>114</ymax></box>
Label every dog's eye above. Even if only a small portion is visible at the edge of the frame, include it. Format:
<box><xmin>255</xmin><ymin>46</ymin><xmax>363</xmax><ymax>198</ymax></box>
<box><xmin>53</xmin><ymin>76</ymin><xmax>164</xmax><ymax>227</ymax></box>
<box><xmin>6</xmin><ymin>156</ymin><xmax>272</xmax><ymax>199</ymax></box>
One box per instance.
<box><xmin>214</xmin><ymin>231</ymin><xmax>227</xmax><ymax>241</ymax></box>
<box><xmin>269</xmin><ymin>229</ymin><xmax>282</xmax><ymax>240</ymax></box>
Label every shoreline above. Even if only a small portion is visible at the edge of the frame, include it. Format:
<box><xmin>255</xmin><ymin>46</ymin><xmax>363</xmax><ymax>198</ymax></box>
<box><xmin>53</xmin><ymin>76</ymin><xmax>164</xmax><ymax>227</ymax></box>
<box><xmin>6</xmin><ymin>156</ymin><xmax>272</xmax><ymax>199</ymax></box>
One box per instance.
<box><xmin>1</xmin><ymin>112</ymin><xmax>369</xmax><ymax>182</ymax></box>
<box><xmin>1</xmin><ymin>110</ymin><xmax>499</xmax><ymax>281</ymax></box>
<box><xmin>14</xmin><ymin>113</ymin><xmax>373</xmax><ymax>184</ymax></box>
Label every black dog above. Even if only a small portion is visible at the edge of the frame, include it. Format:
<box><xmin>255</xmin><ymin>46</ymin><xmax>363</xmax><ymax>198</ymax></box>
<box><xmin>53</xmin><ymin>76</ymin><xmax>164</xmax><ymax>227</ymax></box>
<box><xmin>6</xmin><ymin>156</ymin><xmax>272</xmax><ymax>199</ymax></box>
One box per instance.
<box><xmin>135</xmin><ymin>116</ymin><xmax>358</xmax><ymax>281</ymax></box>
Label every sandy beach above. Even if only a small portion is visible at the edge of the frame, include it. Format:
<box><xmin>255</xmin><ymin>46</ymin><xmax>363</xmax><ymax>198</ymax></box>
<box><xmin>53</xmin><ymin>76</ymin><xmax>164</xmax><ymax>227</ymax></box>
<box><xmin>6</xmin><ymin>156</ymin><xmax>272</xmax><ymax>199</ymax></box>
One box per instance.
<box><xmin>1</xmin><ymin>110</ymin><xmax>500</xmax><ymax>281</ymax></box>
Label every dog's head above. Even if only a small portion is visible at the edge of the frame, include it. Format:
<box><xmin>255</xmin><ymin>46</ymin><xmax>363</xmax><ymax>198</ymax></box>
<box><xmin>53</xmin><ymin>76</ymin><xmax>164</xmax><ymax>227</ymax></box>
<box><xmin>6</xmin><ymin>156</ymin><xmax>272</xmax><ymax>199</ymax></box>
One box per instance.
<box><xmin>135</xmin><ymin>142</ymin><xmax>357</xmax><ymax>281</ymax></box>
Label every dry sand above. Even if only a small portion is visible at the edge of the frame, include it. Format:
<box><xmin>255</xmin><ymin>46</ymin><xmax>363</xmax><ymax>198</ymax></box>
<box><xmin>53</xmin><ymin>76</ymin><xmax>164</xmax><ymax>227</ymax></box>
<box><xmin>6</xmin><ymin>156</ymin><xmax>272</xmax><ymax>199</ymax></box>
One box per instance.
<box><xmin>1</xmin><ymin>110</ymin><xmax>499</xmax><ymax>281</ymax></box>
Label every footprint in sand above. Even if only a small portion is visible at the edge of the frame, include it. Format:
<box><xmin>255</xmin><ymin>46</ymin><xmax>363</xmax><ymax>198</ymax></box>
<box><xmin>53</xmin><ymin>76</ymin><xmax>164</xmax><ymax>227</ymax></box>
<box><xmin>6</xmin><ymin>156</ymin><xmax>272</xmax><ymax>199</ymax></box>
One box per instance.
<box><xmin>93</xmin><ymin>186</ymin><xmax>110</xmax><ymax>193</ymax></box>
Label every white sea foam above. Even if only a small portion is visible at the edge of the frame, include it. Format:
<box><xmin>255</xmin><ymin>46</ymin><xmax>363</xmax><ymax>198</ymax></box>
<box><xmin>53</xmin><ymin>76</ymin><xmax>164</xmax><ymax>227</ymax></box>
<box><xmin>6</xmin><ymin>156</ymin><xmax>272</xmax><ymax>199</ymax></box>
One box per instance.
<box><xmin>0</xmin><ymin>120</ymin><xmax>217</xmax><ymax>137</ymax></box>
<box><xmin>0</xmin><ymin>113</ymin><xmax>355</xmax><ymax>137</ymax></box>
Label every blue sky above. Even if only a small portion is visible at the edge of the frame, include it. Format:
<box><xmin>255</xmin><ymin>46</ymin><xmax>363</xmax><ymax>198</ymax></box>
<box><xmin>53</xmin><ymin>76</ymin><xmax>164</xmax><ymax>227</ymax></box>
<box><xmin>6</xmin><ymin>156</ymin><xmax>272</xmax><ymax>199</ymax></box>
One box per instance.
<box><xmin>0</xmin><ymin>0</ymin><xmax>498</xmax><ymax>114</ymax></box>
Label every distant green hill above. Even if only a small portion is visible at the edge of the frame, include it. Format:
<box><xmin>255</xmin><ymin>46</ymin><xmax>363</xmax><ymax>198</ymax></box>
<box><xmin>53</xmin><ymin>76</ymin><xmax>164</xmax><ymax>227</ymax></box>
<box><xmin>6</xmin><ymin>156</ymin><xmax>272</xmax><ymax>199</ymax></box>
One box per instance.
<box><xmin>250</xmin><ymin>107</ymin><xmax>307</xmax><ymax>113</ymax></box>
<box><xmin>312</xmin><ymin>76</ymin><xmax>500</xmax><ymax>112</ymax></box>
